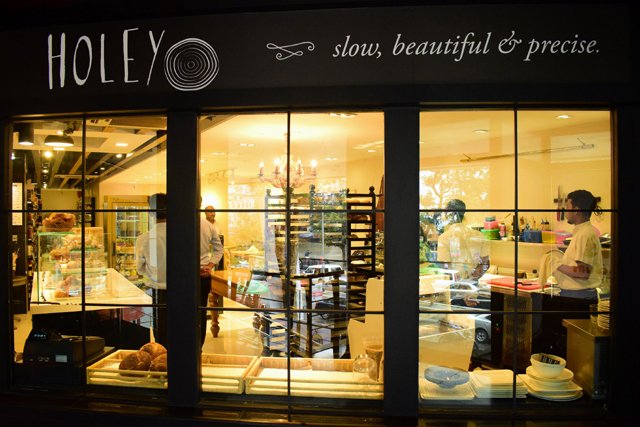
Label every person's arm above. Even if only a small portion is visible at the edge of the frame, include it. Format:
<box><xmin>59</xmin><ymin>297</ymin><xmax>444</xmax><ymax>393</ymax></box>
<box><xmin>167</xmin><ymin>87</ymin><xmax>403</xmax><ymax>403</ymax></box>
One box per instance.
<box><xmin>135</xmin><ymin>235</ymin><xmax>147</xmax><ymax>276</ymax></box>
<box><xmin>210</xmin><ymin>229</ymin><xmax>223</xmax><ymax>265</ymax></box>
<box><xmin>557</xmin><ymin>261</ymin><xmax>592</xmax><ymax>279</ymax></box>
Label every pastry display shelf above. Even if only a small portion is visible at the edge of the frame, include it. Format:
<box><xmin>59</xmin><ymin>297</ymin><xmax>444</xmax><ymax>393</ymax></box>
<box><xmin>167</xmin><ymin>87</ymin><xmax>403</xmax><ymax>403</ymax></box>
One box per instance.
<box><xmin>87</xmin><ymin>350</ymin><xmax>258</xmax><ymax>393</ymax></box>
<box><xmin>31</xmin><ymin>268</ymin><xmax>152</xmax><ymax>315</ymax></box>
<box><xmin>245</xmin><ymin>357</ymin><xmax>383</xmax><ymax>399</ymax></box>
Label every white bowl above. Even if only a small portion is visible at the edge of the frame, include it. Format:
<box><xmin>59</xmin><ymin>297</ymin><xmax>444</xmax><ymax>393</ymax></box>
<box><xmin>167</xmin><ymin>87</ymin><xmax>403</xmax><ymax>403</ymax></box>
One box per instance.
<box><xmin>530</xmin><ymin>353</ymin><xmax>566</xmax><ymax>379</ymax></box>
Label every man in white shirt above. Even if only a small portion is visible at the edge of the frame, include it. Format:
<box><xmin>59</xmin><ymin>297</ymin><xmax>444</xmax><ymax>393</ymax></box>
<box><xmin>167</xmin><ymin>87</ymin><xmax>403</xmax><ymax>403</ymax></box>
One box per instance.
<box><xmin>538</xmin><ymin>189</ymin><xmax>603</xmax><ymax>299</ymax></box>
<box><xmin>135</xmin><ymin>193</ymin><xmax>168</xmax><ymax>346</ymax></box>
<box><xmin>437</xmin><ymin>199</ymin><xmax>490</xmax><ymax>281</ymax></box>
<box><xmin>200</xmin><ymin>201</ymin><xmax>224</xmax><ymax>345</ymax></box>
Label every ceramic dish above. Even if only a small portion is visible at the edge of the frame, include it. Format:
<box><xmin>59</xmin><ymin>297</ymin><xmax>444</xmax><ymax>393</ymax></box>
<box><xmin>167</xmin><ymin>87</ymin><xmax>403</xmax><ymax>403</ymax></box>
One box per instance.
<box><xmin>527</xmin><ymin>389</ymin><xmax>583</xmax><ymax>402</ymax></box>
<box><xmin>525</xmin><ymin>366</ymin><xmax>573</xmax><ymax>383</ymax></box>
<box><xmin>424</xmin><ymin>366</ymin><xmax>470</xmax><ymax>389</ymax></box>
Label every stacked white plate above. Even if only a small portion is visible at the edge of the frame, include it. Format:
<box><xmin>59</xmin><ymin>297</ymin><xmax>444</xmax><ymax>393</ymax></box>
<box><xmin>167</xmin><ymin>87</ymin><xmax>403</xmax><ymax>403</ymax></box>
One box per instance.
<box><xmin>469</xmin><ymin>369</ymin><xmax>527</xmax><ymax>398</ymax></box>
<box><xmin>597</xmin><ymin>298</ymin><xmax>610</xmax><ymax>330</ymax></box>
<box><xmin>518</xmin><ymin>366</ymin><xmax>583</xmax><ymax>401</ymax></box>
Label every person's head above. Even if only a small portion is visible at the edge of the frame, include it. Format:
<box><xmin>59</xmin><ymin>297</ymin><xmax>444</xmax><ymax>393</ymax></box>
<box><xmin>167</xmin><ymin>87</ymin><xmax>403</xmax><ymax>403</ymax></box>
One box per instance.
<box><xmin>148</xmin><ymin>193</ymin><xmax>167</xmax><ymax>221</ymax></box>
<box><xmin>445</xmin><ymin>199</ymin><xmax>466</xmax><ymax>223</ymax></box>
<box><xmin>204</xmin><ymin>205</ymin><xmax>216</xmax><ymax>224</ymax></box>
<box><xmin>565</xmin><ymin>189</ymin><xmax>600</xmax><ymax>224</ymax></box>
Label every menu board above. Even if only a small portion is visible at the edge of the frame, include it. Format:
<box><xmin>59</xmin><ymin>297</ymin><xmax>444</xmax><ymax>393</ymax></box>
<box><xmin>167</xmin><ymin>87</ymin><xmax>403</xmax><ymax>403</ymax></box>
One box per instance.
<box><xmin>12</xmin><ymin>182</ymin><xmax>22</xmax><ymax>226</ymax></box>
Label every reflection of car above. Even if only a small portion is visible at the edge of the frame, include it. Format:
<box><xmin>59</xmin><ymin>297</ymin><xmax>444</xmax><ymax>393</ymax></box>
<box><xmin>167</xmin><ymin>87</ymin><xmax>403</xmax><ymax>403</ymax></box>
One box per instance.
<box><xmin>447</xmin><ymin>282</ymin><xmax>479</xmax><ymax>300</ymax></box>
<box><xmin>304</xmin><ymin>264</ymin><xmax>343</xmax><ymax>275</ymax></box>
<box><xmin>474</xmin><ymin>313</ymin><xmax>492</xmax><ymax>343</ymax></box>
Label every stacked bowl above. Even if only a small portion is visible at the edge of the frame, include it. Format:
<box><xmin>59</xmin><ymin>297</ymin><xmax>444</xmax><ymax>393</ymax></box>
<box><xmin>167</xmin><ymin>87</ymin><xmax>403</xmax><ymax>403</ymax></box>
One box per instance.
<box><xmin>518</xmin><ymin>353</ymin><xmax>583</xmax><ymax>401</ymax></box>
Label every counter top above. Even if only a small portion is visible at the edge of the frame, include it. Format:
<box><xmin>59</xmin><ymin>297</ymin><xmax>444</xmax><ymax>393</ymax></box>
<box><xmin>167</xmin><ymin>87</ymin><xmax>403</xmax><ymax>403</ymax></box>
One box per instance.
<box><xmin>31</xmin><ymin>268</ymin><xmax>152</xmax><ymax>314</ymax></box>
<box><xmin>562</xmin><ymin>318</ymin><xmax>611</xmax><ymax>340</ymax></box>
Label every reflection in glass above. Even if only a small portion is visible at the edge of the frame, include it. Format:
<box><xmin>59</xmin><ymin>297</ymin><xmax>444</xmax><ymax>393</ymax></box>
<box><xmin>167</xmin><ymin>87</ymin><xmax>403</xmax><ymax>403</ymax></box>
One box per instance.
<box><xmin>419</xmin><ymin>110</ymin><xmax>515</xmax><ymax>211</ymax></box>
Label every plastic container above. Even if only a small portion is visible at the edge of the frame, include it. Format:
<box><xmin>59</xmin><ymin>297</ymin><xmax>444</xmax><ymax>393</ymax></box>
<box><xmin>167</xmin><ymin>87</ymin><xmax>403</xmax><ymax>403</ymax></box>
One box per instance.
<box><xmin>484</xmin><ymin>216</ymin><xmax>498</xmax><ymax>230</ymax></box>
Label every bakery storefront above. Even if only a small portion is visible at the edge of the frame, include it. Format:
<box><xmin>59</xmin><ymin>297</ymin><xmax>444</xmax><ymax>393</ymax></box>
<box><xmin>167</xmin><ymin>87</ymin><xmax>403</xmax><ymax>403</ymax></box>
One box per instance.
<box><xmin>1</xmin><ymin>2</ymin><xmax>637</xmax><ymax>425</ymax></box>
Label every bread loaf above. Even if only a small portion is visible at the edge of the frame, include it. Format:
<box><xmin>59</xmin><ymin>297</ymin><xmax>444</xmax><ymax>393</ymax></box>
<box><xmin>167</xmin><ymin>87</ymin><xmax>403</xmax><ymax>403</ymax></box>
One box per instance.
<box><xmin>119</xmin><ymin>350</ymin><xmax>152</xmax><ymax>375</ymax></box>
<box><xmin>149</xmin><ymin>353</ymin><xmax>167</xmax><ymax>372</ymax></box>
<box><xmin>140</xmin><ymin>342</ymin><xmax>167</xmax><ymax>360</ymax></box>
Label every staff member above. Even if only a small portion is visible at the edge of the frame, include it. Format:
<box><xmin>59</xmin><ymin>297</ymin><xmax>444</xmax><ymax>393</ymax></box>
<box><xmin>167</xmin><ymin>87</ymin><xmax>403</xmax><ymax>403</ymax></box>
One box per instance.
<box><xmin>135</xmin><ymin>193</ymin><xmax>168</xmax><ymax>346</ymax></box>
<box><xmin>538</xmin><ymin>189</ymin><xmax>603</xmax><ymax>300</ymax></box>
<box><xmin>437</xmin><ymin>198</ymin><xmax>490</xmax><ymax>281</ymax></box>
<box><xmin>200</xmin><ymin>200</ymin><xmax>224</xmax><ymax>346</ymax></box>
<box><xmin>538</xmin><ymin>189</ymin><xmax>603</xmax><ymax>357</ymax></box>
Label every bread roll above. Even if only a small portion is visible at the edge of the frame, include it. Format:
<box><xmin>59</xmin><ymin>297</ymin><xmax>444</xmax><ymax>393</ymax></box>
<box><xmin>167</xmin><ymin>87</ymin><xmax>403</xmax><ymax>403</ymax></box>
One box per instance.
<box><xmin>149</xmin><ymin>353</ymin><xmax>167</xmax><ymax>372</ymax></box>
<box><xmin>119</xmin><ymin>350</ymin><xmax>152</xmax><ymax>375</ymax></box>
<box><xmin>140</xmin><ymin>342</ymin><xmax>167</xmax><ymax>360</ymax></box>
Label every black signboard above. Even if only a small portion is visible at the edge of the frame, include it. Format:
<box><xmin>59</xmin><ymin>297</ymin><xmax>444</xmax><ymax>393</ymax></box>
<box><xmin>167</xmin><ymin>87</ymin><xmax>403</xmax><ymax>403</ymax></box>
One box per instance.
<box><xmin>0</xmin><ymin>4</ymin><xmax>631</xmax><ymax>103</ymax></box>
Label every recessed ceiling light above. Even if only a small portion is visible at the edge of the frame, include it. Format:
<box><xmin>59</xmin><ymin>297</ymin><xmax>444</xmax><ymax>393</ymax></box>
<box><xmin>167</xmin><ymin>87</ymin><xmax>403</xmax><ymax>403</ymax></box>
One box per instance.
<box><xmin>556</xmin><ymin>114</ymin><xmax>572</xmax><ymax>119</ymax></box>
<box><xmin>115</xmin><ymin>142</ymin><xmax>129</xmax><ymax>147</ymax></box>
<box><xmin>367</xmin><ymin>149</ymin><xmax>377</xmax><ymax>153</ymax></box>
<box><xmin>42</xmin><ymin>169</ymin><xmax>49</xmax><ymax>174</ymax></box>
<box><xmin>44</xmin><ymin>151</ymin><xmax>53</xmax><ymax>158</ymax></box>
<box><xmin>115</xmin><ymin>153</ymin><xmax>123</xmax><ymax>158</ymax></box>
<box><xmin>18</xmin><ymin>141</ymin><xmax>34</xmax><ymax>146</ymax></box>
<box><xmin>100</xmin><ymin>167</ymin><xmax>105</xmax><ymax>170</ymax></box>
<box><xmin>473</xmin><ymin>129</ymin><xmax>489</xmax><ymax>134</ymax></box>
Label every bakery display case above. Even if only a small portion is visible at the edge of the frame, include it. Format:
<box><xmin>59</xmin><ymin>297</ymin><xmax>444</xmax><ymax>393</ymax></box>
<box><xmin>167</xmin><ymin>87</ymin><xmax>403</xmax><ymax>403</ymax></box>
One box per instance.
<box><xmin>104</xmin><ymin>196</ymin><xmax>149</xmax><ymax>283</ymax></box>
<box><xmin>35</xmin><ymin>226</ymin><xmax>107</xmax><ymax>301</ymax></box>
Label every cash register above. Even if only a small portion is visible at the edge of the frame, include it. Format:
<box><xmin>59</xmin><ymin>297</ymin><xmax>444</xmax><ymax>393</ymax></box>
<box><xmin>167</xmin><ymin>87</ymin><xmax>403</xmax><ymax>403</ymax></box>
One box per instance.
<box><xmin>17</xmin><ymin>328</ymin><xmax>114</xmax><ymax>385</ymax></box>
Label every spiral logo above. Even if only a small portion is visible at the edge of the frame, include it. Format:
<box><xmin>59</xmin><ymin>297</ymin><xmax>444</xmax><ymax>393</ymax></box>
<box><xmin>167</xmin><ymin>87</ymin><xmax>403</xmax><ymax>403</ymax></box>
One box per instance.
<box><xmin>164</xmin><ymin>38</ymin><xmax>219</xmax><ymax>91</ymax></box>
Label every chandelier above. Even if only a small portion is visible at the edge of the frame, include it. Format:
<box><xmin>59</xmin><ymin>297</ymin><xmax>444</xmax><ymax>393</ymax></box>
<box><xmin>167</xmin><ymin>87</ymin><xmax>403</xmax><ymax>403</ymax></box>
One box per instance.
<box><xmin>259</xmin><ymin>156</ymin><xmax>317</xmax><ymax>190</ymax></box>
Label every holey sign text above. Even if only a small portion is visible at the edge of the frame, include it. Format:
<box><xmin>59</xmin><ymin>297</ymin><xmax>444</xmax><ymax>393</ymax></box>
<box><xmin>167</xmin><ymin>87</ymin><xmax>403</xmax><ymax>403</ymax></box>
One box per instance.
<box><xmin>48</xmin><ymin>29</ymin><xmax>220</xmax><ymax>92</ymax></box>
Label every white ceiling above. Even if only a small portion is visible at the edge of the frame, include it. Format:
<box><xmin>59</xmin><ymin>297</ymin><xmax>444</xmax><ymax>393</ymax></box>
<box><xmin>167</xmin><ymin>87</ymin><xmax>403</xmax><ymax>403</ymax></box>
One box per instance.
<box><xmin>15</xmin><ymin>110</ymin><xmax>611</xmax><ymax>186</ymax></box>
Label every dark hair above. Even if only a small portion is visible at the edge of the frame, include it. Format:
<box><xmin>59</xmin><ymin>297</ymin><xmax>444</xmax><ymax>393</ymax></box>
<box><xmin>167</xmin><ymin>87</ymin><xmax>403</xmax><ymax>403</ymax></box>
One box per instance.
<box><xmin>446</xmin><ymin>199</ymin><xmax>466</xmax><ymax>222</ymax></box>
<box><xmin>148</xmin><ymin>193</ymin><xmax>167</xmax><ymax>220</ymax></box>
<box><xmin>567</xmin><ymin>189</ymin><xmax>601</xmax><ymax>218</ymax></box>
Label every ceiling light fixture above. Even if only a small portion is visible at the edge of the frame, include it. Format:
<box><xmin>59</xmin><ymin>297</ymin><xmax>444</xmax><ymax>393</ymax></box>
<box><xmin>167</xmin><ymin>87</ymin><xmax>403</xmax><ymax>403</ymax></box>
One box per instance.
<box><xmin>115</xmin><ymin>142</ymin><xmax>129</xmax><ymax>147</ymax></box>
<box><xmin>16</xmin><ymin>123</ymin><xmax>35</xmax><ymax>146</ymax></box>
<box><xmin>45</xmin><ymin>122</ymin><xmax>77</xmax><ymax>147</ymax></box>
<box><xmin>556</xmin><ymin>114</ymin><xmax>572</xmax><ymax>119</ymax></box>
<box><xmin>473</xmin><ymin>129</ymin><xmax>489</xmax><ymax>134</ymax></box>
<box><xmin>259</xmin><ymin>156</ymin><xmax>317</xmax><ymax>190</ymax></box>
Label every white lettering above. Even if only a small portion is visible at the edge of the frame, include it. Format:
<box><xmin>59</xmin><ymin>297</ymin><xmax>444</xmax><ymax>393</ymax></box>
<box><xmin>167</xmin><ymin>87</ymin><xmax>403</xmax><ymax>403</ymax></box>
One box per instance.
<box><xmin>123</xmin><ymin>28</ymin><xmax>139</xmax><ymax>83</ymax></box>
<box><xmin>48</xmin><ymin>33</ymin><xmax>66</xmax><ymax>89</ymax></box>
<box><xmin>100</xmin><ymin>34</ymin><xmax>114</xmax><ymax>83</ymax></box>
<box><xmin>147</xmin><ymin>30</ymin><xmax>165</xmax><ymax>86</ymax></box>
<box><xmin>73</xmin><ymin>36</ymin><xmax>92</xmax><ymax>86</ymax></box>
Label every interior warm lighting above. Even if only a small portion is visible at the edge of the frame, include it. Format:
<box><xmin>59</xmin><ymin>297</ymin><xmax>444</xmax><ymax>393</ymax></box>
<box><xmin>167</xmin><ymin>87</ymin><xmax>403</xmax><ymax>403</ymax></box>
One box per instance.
<box><xmin>556</xmin><ymin>114</ymin><xmax>572</xmax><ymax>119</ymax></box>
<box><xmin>329</xmin><ymin>112</ymin><xmax>357</xmax><ymax>118</ymax></box>
<box><xmin>115</xmin><ymin>142</ymin><xmax>129</xmax><ymax>147</ymax></box>
<box><xmin>473</xmin><ymin>129</ymin><xmax>489</xmax><ymax>134</ymax></box>
<box><xmin>44</xmin><ymin>134</ymin><xmax>74</xmax><ymax>147</ymax></box>
<box><xmin>258</xmin><ymin>155</ymin><xmax>317</xmax><ymax>190</ymax></box>
<box><xmin>43</xmin><ymin>151</ymin><xmax>53</xmax><ymax>158</ymax></box>
<box><xmin>116</xmin><ymin>154</ymin><xmax>123</xmax><ymax>158</ymax></box>
<box><xmin>53</xmin><ymin>147</ymin><xmax>65</xmax><ymax>151</ymax></box>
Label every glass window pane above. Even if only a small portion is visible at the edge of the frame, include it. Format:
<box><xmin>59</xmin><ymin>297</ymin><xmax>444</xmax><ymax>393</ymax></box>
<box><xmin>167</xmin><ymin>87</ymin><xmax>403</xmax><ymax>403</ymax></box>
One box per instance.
<box><xmin>419</xmin><ymin>109</ymin><xmax>613</xmax><ymax>406</ymax></box>
<box><xmin>11</xmin><ymin>116</ymin><xmax>167</xmax><ymax>388</ymax></box>
<box><xmin>199</xmin><ymin>112</ymin><xmax>384</xmax><ymax>399</ymax></box>
<box><xmin>419</xmin><ymin>110</ymin><xmax>515</xmax><ymax>211</ymax></box>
